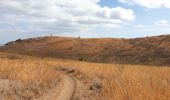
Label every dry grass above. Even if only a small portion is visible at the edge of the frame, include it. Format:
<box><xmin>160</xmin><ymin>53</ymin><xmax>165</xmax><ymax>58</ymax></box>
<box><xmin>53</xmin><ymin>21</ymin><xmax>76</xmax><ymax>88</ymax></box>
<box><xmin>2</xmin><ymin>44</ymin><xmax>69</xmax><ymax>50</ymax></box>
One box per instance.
<box><xmin>47</xmin><ymin>59</ymin><xmax>170</xmax><ymax>100</ymax></box>
<box><xmin>0</xmin><ymin>52</ymin><xmax>170</xmax><ymax>100</ymax></box>
<box><xmin>0</xmin><ymin>53</ymin><xmax>61</xmax><ymax>100</ymax></box>
<box><xmin>2</xmin><ymin>35</ymin><xmax>170</xmax><ymax>66</ymax></box>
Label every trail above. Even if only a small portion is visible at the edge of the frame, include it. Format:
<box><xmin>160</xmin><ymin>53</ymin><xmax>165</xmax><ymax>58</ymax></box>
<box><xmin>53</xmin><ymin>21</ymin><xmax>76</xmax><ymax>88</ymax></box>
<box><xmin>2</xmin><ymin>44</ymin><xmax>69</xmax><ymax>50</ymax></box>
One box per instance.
<box><xmin>37</xmin><ymin>73</ymin><xmax>76</xmax><ymax>100</ymax></box>
<box><xmin>57</xmin><ymin>74</ymin><xmax>76</xmax><ymax>100</ymax></box>
<box><xmin>36</xmin><ymin>68</ymin><xmax>95</xmax><ymax>100</ymax></box>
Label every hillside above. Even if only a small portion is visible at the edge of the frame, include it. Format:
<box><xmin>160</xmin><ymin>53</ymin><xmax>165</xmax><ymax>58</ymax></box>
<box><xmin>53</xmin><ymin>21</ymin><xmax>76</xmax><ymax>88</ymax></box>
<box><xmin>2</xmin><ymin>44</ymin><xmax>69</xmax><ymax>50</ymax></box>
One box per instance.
<box><xmin>1</xmin><ymin>35</ymin><xmax>170</xmax><ymax>66</ymax></box>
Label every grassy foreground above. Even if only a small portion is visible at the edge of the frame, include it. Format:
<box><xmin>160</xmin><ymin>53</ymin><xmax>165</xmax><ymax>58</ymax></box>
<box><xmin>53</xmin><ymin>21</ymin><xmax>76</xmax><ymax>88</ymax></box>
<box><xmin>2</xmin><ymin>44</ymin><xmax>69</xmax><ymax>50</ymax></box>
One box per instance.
<box><xmin>48</xmin><ymin>58</ymin><xmax>170</xmax><ymax>100</ymax></box>
<box><xmin>0</xmin><ymin>52</ymin><xmax>170</xmax><ymax>100</ymax></box>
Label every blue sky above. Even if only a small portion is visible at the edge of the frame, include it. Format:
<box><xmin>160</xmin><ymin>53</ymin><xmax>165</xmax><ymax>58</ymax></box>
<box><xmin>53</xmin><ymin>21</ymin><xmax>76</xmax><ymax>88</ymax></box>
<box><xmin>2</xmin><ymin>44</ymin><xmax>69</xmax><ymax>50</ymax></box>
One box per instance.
<box><xmin>0</xmin><ymin>0</ymin><xmax>170</xmax><ymax>44</ymax></box>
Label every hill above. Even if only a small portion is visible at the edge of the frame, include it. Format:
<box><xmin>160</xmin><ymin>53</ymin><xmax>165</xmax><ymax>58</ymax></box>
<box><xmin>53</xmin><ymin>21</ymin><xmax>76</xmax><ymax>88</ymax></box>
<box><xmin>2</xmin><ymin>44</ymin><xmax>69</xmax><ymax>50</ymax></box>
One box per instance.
<box><xmin>0</xmin><ymin>35</ymin><xmax>170</xmax><ymax>66</ymax></box>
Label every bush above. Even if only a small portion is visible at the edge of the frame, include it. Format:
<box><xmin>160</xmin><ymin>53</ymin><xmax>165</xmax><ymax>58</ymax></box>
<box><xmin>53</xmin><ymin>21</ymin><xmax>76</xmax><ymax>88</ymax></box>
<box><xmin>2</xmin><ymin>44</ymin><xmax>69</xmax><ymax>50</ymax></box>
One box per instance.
<box><xmin>78</xmin><ymin>55</ymin><xmax>86</xmax><ymax>61</ymax></box>
<box><xmin>78</xmin><ymin>57</ymin><xmax>84</xmax><ymax>61</ymax></box>
<box><xmin>16</xmin><ymin>39</ymin><xmax>22</xmax><ymax>42</ymax></box>
<box><xmin>5</xmin><ymin>43</ymin><xmax>9</xmax><ymax>46</ymax></box>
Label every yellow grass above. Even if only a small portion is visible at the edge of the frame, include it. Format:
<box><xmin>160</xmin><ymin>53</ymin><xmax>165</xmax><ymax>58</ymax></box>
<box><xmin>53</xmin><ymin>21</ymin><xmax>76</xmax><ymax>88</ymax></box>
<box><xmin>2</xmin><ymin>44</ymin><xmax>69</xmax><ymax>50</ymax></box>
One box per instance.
<box><xmin>47</xmin><ymin>59</ymin><xmax>170</xmax><ymax>100</ymax></box>
<box><xmin>0</xmin><ymin>53</ymin><xmax>61</xmax><ymax>99</ymax></box>
<box><xmin>0</xmin><ymin>52</ymin><xmax>170</xmax><ymax>100</ymax></box>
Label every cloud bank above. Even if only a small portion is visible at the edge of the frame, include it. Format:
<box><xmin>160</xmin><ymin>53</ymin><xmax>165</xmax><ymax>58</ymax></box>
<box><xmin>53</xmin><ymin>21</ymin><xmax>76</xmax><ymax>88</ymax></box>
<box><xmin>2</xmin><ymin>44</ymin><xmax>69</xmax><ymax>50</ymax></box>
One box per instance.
<box><xmin>0</xmin><ymin>0</ymin><xmax>135</xmax><ymax>34</ymax></box>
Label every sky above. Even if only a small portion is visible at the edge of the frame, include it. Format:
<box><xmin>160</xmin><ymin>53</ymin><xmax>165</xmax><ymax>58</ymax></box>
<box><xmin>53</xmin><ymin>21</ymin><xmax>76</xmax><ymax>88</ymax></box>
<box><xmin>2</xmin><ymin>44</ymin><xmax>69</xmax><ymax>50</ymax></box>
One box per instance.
<box><xmin>0</xmin><ymin>0</ymin><xmax>170</xmax><ymax>44</ymax></box>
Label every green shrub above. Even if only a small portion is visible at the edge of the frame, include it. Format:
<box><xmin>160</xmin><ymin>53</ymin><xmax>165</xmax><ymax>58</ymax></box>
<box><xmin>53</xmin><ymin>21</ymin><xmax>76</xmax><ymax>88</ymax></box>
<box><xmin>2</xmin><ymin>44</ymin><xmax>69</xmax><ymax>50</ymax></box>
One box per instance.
<box><xmin>78</xmin><ymin>55</ymin><xmax>85</xmax><ymax>61</ymax></box>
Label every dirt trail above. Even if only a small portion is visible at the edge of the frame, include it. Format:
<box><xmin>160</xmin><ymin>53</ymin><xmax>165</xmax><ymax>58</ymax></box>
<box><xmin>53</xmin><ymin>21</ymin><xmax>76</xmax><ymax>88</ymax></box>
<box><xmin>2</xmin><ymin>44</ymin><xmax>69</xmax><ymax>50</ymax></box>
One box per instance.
<box><xmin>0</xmin><ymin>70</ymin><xmax>95</xmax><ymax>100</ymax></box>
<box><xmin>57</xmin><ymin>74</ymin><xmax>76</xmax><ymax>100</ymax></box>
<box><xmin>36</xmin><ymin>74</ymin><xmax>75</xmax><ymax>100</ymax></box>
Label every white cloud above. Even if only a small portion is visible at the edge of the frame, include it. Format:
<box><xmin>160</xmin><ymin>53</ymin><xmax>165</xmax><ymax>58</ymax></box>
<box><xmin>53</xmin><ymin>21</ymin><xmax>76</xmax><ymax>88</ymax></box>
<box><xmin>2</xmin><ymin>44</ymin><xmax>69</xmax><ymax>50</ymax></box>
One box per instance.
<box><xmin>136</xmin><ymin>24</ymin><xmax>144</xmax><ymax>28</ymax></box>
<box><xmin>155</xmin><ymin>20</ymin><xmax>168</xmax><ymax>26</ymax></box>
<box><xmin>0</xmin><ymin>0</ymin><xmax>135</xmax><ymax>35</ymax></box>
<box><xmin>119</xmin><ymin>0</ymin><xmax>170</xmax><ymax>8</ymax></box>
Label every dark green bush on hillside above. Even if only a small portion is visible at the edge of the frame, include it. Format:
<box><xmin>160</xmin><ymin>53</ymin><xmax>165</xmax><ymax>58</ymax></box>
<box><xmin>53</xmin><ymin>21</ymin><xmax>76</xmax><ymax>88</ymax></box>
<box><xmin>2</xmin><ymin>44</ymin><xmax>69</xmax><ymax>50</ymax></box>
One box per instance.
<box><xmin>78</xmin><ymin>55</ymin><xmax>86</xmax><ymax>61</ymax></box>
<box><xmin>16</xmin><ymin>39</ymin><xmax>22</xmax><ymax>42</ymax></box>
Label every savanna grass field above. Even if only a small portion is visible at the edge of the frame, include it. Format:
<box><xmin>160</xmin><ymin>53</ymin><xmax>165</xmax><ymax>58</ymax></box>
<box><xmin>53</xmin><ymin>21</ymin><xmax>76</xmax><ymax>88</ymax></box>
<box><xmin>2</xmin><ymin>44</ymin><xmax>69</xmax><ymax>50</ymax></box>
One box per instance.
<box><xmin>0</xmin><ymin>52</ymin><xmax>169</xmax><ymax>100</ymax></box>
<box><xmin>1</xmin><ymin>0</ymin><xmax>170</xmax><ymax>100</ymax></box>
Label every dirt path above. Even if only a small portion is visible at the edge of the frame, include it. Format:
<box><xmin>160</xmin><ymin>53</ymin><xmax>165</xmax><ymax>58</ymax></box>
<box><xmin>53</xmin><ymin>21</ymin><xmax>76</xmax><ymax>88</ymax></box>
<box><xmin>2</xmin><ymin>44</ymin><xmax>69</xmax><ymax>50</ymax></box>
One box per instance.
<box><xmin>36</xmin><ymin>67</ymin><xmax>96</xmax><ymax>100</ymax></box>
<box><xmin>57</xmin><ymin>74</ymin><xmax>76</xmax><ymax>100</ymax></box>
<box><xmin>36</xmin><ymin>73</ymin><xmax>76</xmax><ymax>100</ymax></box>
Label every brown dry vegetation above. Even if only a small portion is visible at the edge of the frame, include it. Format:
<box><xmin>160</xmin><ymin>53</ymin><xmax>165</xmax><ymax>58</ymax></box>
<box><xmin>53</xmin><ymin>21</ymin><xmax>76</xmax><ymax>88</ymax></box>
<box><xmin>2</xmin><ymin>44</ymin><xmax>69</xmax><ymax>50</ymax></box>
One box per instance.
<box><xmin>0</xmin><ymin>52</ymin><xmax>170</xmax><ymax>100</ymax></box>
<box><xmin>0</xmin><ymin>52</ymin><xmax>61</xmax><ymax>100</ymax></box>
<box><xmin>1</xmin><ymin>35</ymin><xmax>170</xmax><ymax>66</ymax></box>
<box><xmin>45</xmin><ymin>58</ymin><xmax>170</xmax><ymax>100</ymax></box>
<box><xmin>0</xmin><ymin>35</ymin><xmax>170</xmax><ymax>100</ymax></box>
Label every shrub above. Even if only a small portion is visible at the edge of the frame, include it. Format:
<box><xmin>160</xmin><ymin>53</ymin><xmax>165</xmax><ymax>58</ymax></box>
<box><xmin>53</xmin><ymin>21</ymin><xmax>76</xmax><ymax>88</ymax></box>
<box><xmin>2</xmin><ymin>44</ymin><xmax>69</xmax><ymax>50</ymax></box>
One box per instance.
<box><xmin>16</xmin><ymin>39</ymin><xmax>22</xmax><ymax>42</ymax></box>
<box><xmin>78</xmin><ymin>57</ymin><xmax>84</xmax><ymax>61</ymax></box>
<box><xmin>78</xmin><ymin>55</ymin><xmax>86</xmax><ymax>61</ymax></box>
<box><xmin>5</xmin><ymin>43</ymin><xmax>9</xmax><ymax>46</ymax></box>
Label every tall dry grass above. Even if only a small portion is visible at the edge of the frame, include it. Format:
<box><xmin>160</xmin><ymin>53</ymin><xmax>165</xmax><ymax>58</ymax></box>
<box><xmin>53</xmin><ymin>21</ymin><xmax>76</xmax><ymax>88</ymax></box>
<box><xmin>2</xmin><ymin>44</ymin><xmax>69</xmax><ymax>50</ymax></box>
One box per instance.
<box><xmin>0</xmin><ymin>52</ymin><xmax>169</xmax><ymax>100</ymax></box>
<box><xmin>0</xmin><ymin>54</ymin><xmax>61</xmax><ymax>100</ymax></box>
<box><xmin>48</xmin><ymin>59</ymin><xmax>170</xmax><ymax>100</ymax></box>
